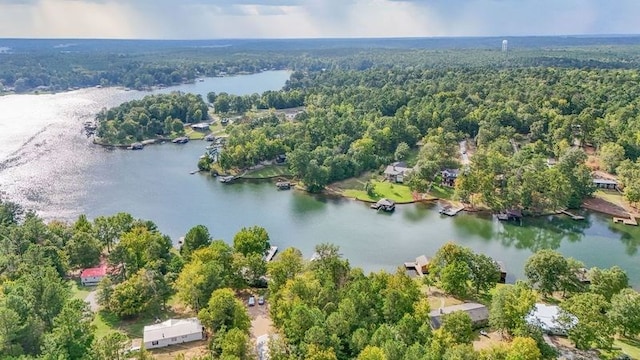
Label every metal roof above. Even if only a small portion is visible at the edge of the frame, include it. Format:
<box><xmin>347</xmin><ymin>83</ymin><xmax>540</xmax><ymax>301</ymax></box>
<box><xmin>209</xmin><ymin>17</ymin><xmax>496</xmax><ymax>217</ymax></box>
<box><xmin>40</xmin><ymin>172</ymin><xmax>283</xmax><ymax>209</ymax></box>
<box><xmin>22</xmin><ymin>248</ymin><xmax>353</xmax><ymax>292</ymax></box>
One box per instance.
<box><xmin>143</xmin><ymin>318</ymin><xmax>203</xmax><ymax>343</ymax></box>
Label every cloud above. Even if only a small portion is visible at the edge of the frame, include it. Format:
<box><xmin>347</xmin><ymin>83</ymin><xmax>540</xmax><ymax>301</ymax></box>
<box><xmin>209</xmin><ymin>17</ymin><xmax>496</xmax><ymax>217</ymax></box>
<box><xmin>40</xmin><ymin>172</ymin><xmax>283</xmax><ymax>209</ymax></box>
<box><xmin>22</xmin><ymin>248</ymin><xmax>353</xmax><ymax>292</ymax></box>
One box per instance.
<box><xmin>0</xmin><ymin>0</ymin><xmax>639</xmax><ymax>38</ymax></box>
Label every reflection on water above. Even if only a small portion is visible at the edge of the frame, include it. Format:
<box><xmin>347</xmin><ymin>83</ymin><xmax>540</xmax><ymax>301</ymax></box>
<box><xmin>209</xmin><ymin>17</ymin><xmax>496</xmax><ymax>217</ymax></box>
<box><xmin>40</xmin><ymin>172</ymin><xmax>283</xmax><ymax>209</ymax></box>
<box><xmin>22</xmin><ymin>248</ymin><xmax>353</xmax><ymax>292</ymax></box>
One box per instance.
<box><xmin>0</xmin><ymin>72</ymin><xmax>640</xmax><ymax>286</ymax></box>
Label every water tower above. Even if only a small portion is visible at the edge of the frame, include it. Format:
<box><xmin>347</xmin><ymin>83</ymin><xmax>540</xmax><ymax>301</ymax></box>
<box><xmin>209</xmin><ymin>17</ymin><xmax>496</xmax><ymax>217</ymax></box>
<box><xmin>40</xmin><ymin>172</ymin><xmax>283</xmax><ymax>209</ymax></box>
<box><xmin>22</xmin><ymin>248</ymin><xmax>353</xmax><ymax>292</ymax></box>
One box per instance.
<box><xmin>502</xmin><ymin>39</ymin><xmax>508</xmax><ymax>52</ymax></box>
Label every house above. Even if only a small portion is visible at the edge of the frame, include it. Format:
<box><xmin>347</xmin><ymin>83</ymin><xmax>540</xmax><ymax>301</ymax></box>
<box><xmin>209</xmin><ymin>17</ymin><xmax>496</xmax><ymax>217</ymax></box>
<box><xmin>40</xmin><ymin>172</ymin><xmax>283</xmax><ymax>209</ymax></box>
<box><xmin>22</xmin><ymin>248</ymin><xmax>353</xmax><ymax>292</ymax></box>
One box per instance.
<box><xmin>80</xmin><ymin>264</ymin><xmax>107</xmax><ymax>286</ymax></box>
<box><xmin>441</xmin><ymin>169</ymin><xmax>459</xmax><ymax>187</ymax></box>
<box><xmin>275</xmin><ymin>154</ymin><xmax>287</xmax><ymax>164</ymax></box>
<box><xmin>190</xmin><ymin>123</ymin><xmax>210</xmax><ymax>131</ymax></box>
<box><xmin>143</xmin><ymin>318</ymin><xmax>205</xmax><ymax>349</ymax></box>
<box><xmin>429</xmin><ymin>303</ymin><xmax>489</xmax><ymax>329</ymax></box>
<box><xmin>371</xmin><ymin>198</ymin><xmax>396</xmax><ymax>212</ymax></box>
<box><xmin>383</xmin><ymin>162</ymin><xmax>412</xmax><ymax>183</ymax></box>
<box><xmin>526</xmin><ymin>303</ymin><xmax>576</xmax><ymax>336</ymax></box>
<box><xmin>593</xmin><ymin>178</ymin><xmax>618</xmax><ymax>190</ymax></box>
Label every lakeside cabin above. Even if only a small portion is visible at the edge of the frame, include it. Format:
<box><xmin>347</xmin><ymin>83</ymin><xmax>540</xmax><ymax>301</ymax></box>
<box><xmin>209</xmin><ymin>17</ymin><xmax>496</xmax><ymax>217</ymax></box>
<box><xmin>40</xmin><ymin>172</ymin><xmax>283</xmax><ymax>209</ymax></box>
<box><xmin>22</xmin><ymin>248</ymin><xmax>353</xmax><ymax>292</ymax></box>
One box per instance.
<box><xmin>593</xmin><ymin>178</ymin><xmax>618</xmax><ymax>190</ymax></box>
<box><xmin>190</xmin><ymin>122</ymin><xmax>210</xmax><ymax>131</ymax></box>
<box><xmin>429</xmin><ymin>303</ymin><xmax>489</xmax><ymax>330</ymax></box>
<box><xmin>371</xmin><ymin>198</ymin><xmax>396</xmax><ymax>212</ymax></box>
<box><xmin>441</xmin><ymin>168</ymin><xmax>459</xmax><ymax>187</ymax></box>
<box><xmin>383</xmin><ymin>161</ymin><xmax>412</xmax><ymax>183</ymax></box>
<box><xmin>80</xmin><ymin>264</ymin><xmax>108</xmax><ymax>286</ymax></box>
<box><xmin>143</xmin><ymin>318</ymin><xmax>205</xmax><ymax>349</ymax></box>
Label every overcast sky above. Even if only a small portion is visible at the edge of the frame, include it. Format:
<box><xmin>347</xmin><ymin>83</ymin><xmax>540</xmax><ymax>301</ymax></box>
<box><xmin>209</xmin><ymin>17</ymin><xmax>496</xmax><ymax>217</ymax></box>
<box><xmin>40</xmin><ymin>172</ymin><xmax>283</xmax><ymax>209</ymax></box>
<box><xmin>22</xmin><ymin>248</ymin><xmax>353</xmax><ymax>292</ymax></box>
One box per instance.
<box><xmin>0</xmin><ymin>0</ymin><xmax>639</xmax><ymax>39</ymax></box>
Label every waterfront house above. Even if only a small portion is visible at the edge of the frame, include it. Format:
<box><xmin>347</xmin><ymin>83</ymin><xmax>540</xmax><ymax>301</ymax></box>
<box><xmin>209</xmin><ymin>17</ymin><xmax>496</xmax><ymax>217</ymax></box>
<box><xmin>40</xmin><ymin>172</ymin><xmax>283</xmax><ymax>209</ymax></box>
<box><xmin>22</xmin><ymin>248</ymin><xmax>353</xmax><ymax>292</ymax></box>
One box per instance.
<box><xmin>441</xmin><ymin>169</ymin><xmax>459</xmax><ymax>187</ymax></box>
<box><xmin>383</xmin><ymin>162</ymin><xmax>412</xmax><ymax>183</ymax></box>
<box><xmin>371</xmin><ymin>198</ymin><xmax>396</xmax><ymax>212</ymax></box>
<box><xmin>429</xmin><ymin>303</ymin><xmax>489</xmax><ymax>329</ymax></box>
<box><xmin>80</xmin><ymin>264</ymin><xmax>107</xmax><ymax>286</ymax></box>
<box><xmin>593</xmin><ymin>178</ymin><xmax>618</xmax><ymax>190</ymax></box>
<box><xmin>526</xmin><ymin>303</ymin><xmax>576</xmax><ymax>336</ymax></box>
<box><xmin>190</xmin><ymin>123</ymin><xmax>210</xmax><ymax>131</ymax></box>
<box><xmin>143</xmin><ymin>318</ymin><xmax>205</xmax><ymax>349</ymax></box>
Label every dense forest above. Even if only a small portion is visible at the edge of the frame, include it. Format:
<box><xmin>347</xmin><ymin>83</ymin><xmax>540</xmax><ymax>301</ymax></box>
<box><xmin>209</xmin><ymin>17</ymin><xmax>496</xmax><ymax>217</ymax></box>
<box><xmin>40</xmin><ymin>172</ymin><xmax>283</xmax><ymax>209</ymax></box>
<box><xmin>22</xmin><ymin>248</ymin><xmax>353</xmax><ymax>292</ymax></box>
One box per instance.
<box><xmin>0</xmin><ymin>198</ymin><xmax>638</xmax><ymax>359</ymax></box>
<box><xmin>94</xmin><ymin>92</ymin><xmax>209</xmax><ymax>144</ymax></box>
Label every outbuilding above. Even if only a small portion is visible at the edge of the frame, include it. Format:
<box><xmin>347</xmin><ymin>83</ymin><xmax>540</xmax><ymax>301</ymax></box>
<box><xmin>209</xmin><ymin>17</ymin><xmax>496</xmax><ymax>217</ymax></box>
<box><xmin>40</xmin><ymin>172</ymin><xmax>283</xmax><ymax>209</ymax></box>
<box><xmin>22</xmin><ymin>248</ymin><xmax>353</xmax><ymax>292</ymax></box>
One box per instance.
<box><xmin>80</xmin><ymin>264</ymin><xmax>107</xmax><ymax>286</ymax></box>
<box><xmin>143</xmin><ymin>318</ymin><xmax>205</xmax><ymax>349</ymax></box>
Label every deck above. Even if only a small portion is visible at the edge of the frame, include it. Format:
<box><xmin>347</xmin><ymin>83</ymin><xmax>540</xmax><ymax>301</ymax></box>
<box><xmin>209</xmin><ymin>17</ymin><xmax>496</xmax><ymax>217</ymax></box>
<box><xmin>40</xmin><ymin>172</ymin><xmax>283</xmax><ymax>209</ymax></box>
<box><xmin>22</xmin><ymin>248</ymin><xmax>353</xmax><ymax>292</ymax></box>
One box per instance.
<box><xmin>439</xmin><ymin>206</ymin><xmax>464</xmax><ymax>216</ymax></box>
<box><xmin>559</xmin><ymin>210</ymin><xmax>585</xmax><ymax>221</ymax></box>
<box><xmin>613</xmin><ymin>216</ymin><xmax>638</xmax><ymax>226</ymax></box>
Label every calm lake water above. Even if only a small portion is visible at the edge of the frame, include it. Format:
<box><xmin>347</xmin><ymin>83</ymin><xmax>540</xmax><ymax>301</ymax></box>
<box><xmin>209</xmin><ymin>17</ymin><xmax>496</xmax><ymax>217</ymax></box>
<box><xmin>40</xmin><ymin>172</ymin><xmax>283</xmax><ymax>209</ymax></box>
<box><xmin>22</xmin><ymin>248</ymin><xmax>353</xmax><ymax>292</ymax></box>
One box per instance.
<box><xmin>0</xmin><ymin>70</ymin><xmax>639</xmax><ymax>285</ymax></box>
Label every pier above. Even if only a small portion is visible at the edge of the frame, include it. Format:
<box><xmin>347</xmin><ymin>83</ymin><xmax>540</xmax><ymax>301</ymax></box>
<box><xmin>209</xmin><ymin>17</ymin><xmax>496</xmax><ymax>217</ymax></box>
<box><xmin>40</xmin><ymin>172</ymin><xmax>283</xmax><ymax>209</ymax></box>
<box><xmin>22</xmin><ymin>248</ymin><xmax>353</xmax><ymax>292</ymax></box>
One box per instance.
<box><xmin>439</xmin><ymin>205</ymin><xmax>464</xmax><ymax>217</ymax></box>
<box><xmin>559</xmin><ymin>210</ymin><xmax>585</xmax><ymax>221</ymax></box>
<box><xmin>613</xmin><ymin>216</ymin><xmax>638</xmax><ymax>226</ymax></box>
<box><xmin>404</xmin><ymin>255</ymin><xmax>431</xmax><ymax>277</ymax></box>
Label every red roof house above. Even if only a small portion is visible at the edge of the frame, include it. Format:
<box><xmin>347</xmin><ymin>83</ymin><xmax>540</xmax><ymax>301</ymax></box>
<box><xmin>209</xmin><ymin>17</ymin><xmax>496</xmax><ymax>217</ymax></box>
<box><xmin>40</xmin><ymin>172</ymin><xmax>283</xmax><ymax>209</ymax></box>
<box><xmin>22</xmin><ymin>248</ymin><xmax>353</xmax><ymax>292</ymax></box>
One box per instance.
<box><xmin>80</xmin><ymin>264</ymin><xmax>107</xmax><ymax>286</ymax></box>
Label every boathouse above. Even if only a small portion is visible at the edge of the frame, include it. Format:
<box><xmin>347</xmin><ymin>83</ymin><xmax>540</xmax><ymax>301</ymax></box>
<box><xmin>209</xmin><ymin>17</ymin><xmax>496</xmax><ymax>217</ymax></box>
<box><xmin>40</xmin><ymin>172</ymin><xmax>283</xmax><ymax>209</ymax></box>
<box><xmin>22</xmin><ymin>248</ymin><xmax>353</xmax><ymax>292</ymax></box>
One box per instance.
<box><xmin>276</xmin><ymin>181</ymin><xmax>291</xmax><ymax>190</ymax></box>
<box><xmin>143</xmin><ymin>318</ymin><xmax>205</xmax><ymax>349</ymax></box>
<box><xmin>371</xmin><ymin>198</ymin><xmax>396</xmax><ymax>212</ymax></box>
<box><xmin>172</xmin><ymin>136</ymin><xmax>189</xmax><ymax>144</ymax></box>
<box><xmin>384</xmin><ymin>162</ymin><xmax>412</xmax><ymax>183</ymax></box>
<box><xmin>497</xmin><ymin>209</ymin><xmax>523</xmax><ymax>221</ymax></box>
<box><xmin>429</xmin><ymin>303</ymin><xmax>489</xmax><ymax>329</ymax></box>
<box><xmin>495</xmin><ymin>261</ymin><xmax>507</xmax><ymax>283</ymax></box>
<box><xmin>404</xmin><ymin>255</ymin><xmax>431</xmax><ymax>277</ymax></box>
<box><xmin>593</xmin><ymin>178</ymin><xmax>618</xmax><ymax>190</ymax></box>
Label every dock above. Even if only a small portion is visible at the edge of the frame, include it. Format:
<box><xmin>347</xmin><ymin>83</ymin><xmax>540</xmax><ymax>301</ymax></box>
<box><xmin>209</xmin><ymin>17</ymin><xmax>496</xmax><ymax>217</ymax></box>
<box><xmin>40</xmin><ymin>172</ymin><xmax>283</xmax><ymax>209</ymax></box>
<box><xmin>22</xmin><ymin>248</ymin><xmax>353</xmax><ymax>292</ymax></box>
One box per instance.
<box><xmin>613</xmin><ymin>216</ymin><xmax>638</xmax><ymax>226</ymax></box>
<box><xmin>559</xmin><ymin>210</ymin><xmax>585</xmax><ymax>221</ymax></box>
<box><xmin>218</xmin><ymin>175</ymin><xmax>236</xmax><ymax>183</ymax></box>
<box><xmin>264</xmin><ymin>246</ymin><xmax>278</xmax><ymax>262</ymax></box>
<box><xmin>404</xmin><ymin>255</ymin><xmax>431</xmax><ymax>277</ymax></box>
<box><xmin>276</xmin><ymin>181</ymin><xmax>291</xmax><ymax>190</ymax></box>
<box><xmin>439</xmin><ymin>206</ymin><xmax>464</xmax><ymax>216</ymax></box>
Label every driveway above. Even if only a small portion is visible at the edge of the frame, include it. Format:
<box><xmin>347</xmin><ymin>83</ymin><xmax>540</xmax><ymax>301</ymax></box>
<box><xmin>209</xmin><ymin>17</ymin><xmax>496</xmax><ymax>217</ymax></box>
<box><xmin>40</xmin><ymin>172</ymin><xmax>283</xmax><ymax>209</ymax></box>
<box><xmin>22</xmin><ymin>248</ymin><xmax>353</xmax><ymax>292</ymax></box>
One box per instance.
<box><xmin>85</xmin><ymin>290</ymin><xmax>99</xmax><ymax>312</ymax></box>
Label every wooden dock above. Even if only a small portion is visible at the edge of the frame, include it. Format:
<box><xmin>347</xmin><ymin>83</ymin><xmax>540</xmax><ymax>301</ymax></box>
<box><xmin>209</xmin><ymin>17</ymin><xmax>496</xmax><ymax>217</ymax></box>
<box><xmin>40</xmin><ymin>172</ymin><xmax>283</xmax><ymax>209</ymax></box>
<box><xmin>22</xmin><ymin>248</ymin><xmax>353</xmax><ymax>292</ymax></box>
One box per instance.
<box><xmin>613</xmin><ymin>216</ymin><xmax>638</xmax><ymax>226</ymax></box>
<box><xmin>439</xmin><ymin>206</ymin><xmax>464</xmax><ymax>216</ymax></box>
<box><xmin>264</xmin><ymin>246</ymin><xmax>278</xmax><ymax>262</ymax></box>
<box><xmin>404</xmin><ymin>255</ymin><xmax>431</xmax><ymax>277</ymax></box>
<box><xmin>559</xmin><ymin>210</ymin><xmax>585</xmax><ymax>221</ymax></box>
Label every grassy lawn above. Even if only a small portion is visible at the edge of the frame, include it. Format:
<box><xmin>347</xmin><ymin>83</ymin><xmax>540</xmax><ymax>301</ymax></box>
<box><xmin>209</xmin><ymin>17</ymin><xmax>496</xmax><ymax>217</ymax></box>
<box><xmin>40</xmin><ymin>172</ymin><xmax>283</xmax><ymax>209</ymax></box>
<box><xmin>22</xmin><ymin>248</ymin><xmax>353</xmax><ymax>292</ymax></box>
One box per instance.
<box><xmin>428</xmin><ymin>183</ymin><xmax>456</xmax><ymax>200</ymax></box>
<box><xmin>610</xmin><ymin>338</ymin><xmax>640</xmax><ymax>359</ymax></box>
<box><xmin>93</xmin><ymin>308</ymin><xmax>180</xmax><ymax>339</ymax></box>
<box><xmin>185</xmin><ymin>128</ymin><xmax>205</xmax><ymax>140</ymax></box>
<box><xmin>244</xmin><ymin>165</ymin><xmax>293</xmax><ymax>178</ymax></box>
<box><xmin>594</xmin><ymin>190</ymin><xmax>625</xmax><ymax>207</ymax></box>
<box><xmin>343</xmin><ymin>180</ymin><xmax>415</xmax><ymax>202</ymax></box>
<box><xmin>69</xmin><ymin>280</ymin><xmax>92</xmax><ymax>301</ymax></box>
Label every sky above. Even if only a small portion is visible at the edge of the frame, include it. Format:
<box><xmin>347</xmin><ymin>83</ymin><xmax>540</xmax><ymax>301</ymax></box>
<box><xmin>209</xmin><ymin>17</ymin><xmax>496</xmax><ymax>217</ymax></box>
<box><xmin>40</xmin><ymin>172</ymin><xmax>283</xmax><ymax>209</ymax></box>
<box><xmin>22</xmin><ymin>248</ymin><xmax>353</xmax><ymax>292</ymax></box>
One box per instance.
<box><xmin>0</xmin><ymin>0</ymin><xmax>639</xmax><ymax>39</ymax></box>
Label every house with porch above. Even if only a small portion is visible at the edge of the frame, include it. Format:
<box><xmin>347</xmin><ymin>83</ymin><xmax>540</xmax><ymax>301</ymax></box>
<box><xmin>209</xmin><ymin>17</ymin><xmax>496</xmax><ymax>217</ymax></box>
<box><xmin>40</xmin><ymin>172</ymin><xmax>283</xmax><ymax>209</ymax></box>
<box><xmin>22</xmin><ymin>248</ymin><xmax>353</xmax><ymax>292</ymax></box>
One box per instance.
<box><xmin>593</xmin><ymin>178</ymin><xmax>618</xmax><ymax>190</ymax></box>
<box><xmin>80</xmin><ymin>264</ymin><xmax>108</xmax><ymax>286</ymax></box>
<box><xmin>441</xmin><ymin>169</ymin><xmax>459</xmax><ymax>187</ymax></box>
<box><xmin>383</xmin><ymin>162</ymin><xmax>412</xmax><ymax>183</ymax></box>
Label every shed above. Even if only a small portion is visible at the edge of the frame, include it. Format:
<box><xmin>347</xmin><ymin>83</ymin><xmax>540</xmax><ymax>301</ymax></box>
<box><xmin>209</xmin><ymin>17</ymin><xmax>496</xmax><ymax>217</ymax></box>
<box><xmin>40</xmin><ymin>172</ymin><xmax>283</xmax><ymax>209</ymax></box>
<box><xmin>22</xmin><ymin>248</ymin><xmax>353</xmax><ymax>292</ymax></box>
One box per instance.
<box><xmin>526</xmin><ymin>303</ymin><xmax>576</xmax><ymax>336</ymax></box>
<box><xmin>143</xmin><ymin>318</ymin><xmax>205</xmax><ymax>349</ymax></box>
<box><xmin>80</xmin><ymin>264</ymin><xmax>107</xmax><ymax>286</ymax></box>
<box><xmin>429</xmin><ymin>303</ymin><xmax>489</xmax><ymax>329</ymax></box>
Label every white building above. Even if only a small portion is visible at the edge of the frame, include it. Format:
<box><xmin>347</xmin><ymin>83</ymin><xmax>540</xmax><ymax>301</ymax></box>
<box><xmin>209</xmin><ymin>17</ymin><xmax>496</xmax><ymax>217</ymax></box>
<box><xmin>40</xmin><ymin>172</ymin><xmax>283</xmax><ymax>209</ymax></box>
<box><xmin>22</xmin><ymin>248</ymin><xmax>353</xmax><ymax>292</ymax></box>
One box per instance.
<box><xmin>143</xmin><ymin>318</ymin><xmax>205</xmax><ymax>349</ymax></box>
<box><xmin>526</xmin><ymin>303</ymin><xmax>576</xmax><ymax>336</ymax></box>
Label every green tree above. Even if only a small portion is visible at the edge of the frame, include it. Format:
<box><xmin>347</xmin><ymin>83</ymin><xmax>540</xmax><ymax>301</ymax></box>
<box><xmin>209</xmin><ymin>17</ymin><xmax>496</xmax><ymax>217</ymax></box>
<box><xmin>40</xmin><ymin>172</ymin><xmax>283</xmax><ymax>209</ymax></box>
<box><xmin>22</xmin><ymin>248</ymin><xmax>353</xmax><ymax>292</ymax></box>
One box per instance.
<box><xmin>92</xmin><ymin>331</ymin><xmax>129</xmax><ymax>360</ymax></box>
<box><xmin>441</xmin><ymin>311</ymin><xmax>473</xmax><ymax>344</ymax></box>
<box><xmin>506</xmin><ymin>337</ymin><xmax>542</xmax><ymax>360</ymax></box>
<box><xmin>469</xmin><ymin>253</ymin><xmax>501</xmax><ymax>294</ymax></box>
<box><xmin>198</xmin><ymin>288</ymin><xmax>250</xmax><ymax>333</ymax></box>
<box><xmin>220</xmin><ymin>328</ymin><xmax>251</xmax><ymax>360</ymax></box>
<box><xmin>42</xmin><ymin>299</ymin><xmax>95</xmax><ymax>360</ymax></box>
<box><xmin>65</xmin><ymin>231</ymin><xmax>102</xmax><ymax>269</ymax></box>
<box><xmin>233</xmin><ymin>226</ymin><xmax>270</xmax><ymax>256</ymax></box>
<box><xmin>108</xmin><ymin>269</ymin><xmax>168</xmax><ymax>318</ymax></box>
<box><xmin>180</xmin><ymin>224</ymin><xmax>212</xmax><ymax>260</ymax></box>
<box><xmin>560</xmin><ymin>292</ymin><xmax>613</xmax><ymax>350</ymax></box>
<box><xmin>358</xmin><ymin>346</ymin><xmax>388</xmax><ymax>360</ymax></box>
<box><xmin>93</xmin><ymin>213</ymin><xmax>134</xmax><ymax>252</ymax></box>
<box><xmin>267</xmin><ymin>247</ymin><xmax>304</xmax><ymax>292</ymax></box>
<box><xmin>524</xmin><ymin>250</ymin><xmax>569</xmax><ymax>297</ymax></box>
<box><xmin>598</xmin><ymin>142</ymin><xmax>625</xmax><ymax>174</ymax></box>
<box><xmin>588</xmin><ymin>266</ymin><xmax>629</xmax><ymax>301</ymax></box>
<box><xmin>489</xmin><ymin>281</ymin><xmax>536</xmax><ymax>336</ymax></box>
<box><xmin>0</xmin><ymin>306</ymin><xmax>22</xmax><ymax>356</ymax></box>
<box><xmin>609</xmin><ymin>288</ymin><xmax>640</xmax><ymax>338</ymax></box>
<box><xmin>394</xmin><ymin>142</ymin><xmax>411</xmax><ymax>162</ymax></box>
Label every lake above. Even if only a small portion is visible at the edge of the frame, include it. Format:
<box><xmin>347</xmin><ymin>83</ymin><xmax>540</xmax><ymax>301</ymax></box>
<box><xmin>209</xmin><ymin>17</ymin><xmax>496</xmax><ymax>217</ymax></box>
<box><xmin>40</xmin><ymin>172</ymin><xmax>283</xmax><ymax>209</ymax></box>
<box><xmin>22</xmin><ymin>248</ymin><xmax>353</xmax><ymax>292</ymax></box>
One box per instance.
<box><xmin>0</xmin><ymin>71</ymin><xmax>639</xmax><ymax>285</ymax></box>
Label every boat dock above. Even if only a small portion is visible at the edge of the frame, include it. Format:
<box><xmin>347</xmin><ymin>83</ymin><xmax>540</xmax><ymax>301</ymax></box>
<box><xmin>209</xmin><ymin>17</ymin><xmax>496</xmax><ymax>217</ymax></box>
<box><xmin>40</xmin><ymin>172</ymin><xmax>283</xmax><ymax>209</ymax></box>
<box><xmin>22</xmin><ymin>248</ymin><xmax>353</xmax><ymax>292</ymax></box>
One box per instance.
<box><xmin>404</xmin><ymin>255</ymin><xmax>431</xmax><ymax>277</ymax></box>
<box><xmin>218</xmin><ymin>175</ymin><xmax>236</xmax><ymax>183</ymax></box>
<box><xmin>613</xmin><ymin>216</ymin><xmax>638</xmax><ymax>226</ymax></box>
<box><xmin>439</xmin><ymin>206</ymin><xmax>464</xmax><ymax>216</ymax></box>
<box><xmin>264</xmin><ymin>246</ymin><xmax>278</xmax><ymax>262</ymax></box>
<box><xmin>559</xmin><ymin>210</ymin><xmax>585</xmax><ymax>221</ymax></box>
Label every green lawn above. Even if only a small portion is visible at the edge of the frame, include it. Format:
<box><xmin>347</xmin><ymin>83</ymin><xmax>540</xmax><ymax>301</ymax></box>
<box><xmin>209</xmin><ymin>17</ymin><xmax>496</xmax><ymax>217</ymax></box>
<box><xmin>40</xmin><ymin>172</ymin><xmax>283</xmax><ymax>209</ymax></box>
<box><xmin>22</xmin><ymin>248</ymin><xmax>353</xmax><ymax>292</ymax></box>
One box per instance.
<box><xmin>69</xmin><ymin>280</ymin><xmax>92</xmax><ymax>301</ymax></box>
<box><xmin>185</xmin><ymin>128</ymin><xmax>205</xmax><ymax>140</ymax></box>
<box><xmin>93</xmin><ymin>308</ymin><xmax>180</xmax><ymax>339</ymax></box>
<box><xmin>428</xmin><ymin>183</ymin><xmax>456</xmax><ymax>200</ymax></box>
<box><xmin>609</xmin><ymin>338</ymin><xmax>640</xmax><ymax>359</ymax></box>
<box><xmin>343</xmin><ymin>180</ymin><xmax>415</xmax><ymax>202</ymax></box>
<box><xmin>243</xmin><ymin>165</ymin><xmax>293</xmax><ymax>178</ymax></box>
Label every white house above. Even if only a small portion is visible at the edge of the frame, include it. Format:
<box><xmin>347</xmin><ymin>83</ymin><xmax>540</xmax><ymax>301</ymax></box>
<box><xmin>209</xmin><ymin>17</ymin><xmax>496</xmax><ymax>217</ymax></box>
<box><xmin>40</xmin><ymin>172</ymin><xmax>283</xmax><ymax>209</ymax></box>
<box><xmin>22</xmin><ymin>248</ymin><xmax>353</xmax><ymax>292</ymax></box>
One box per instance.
<box><xmin>526</xmin><ymin>303</ymin><xmax>576</xmax><ymax>336</ymax></box>
<box><xmin>383</xmin><ymin>162</ymin><xmax>412</xmax><ymax>183</ymax></box>
<box><xmin>80</xmin><ymin>264</ymin><xmax>107</xmax><ymax>286</ymax></box>
<box><xmin>143</xmin><ymin>318</ymin><xmax>205</xmax><ymax>349</ymax></box>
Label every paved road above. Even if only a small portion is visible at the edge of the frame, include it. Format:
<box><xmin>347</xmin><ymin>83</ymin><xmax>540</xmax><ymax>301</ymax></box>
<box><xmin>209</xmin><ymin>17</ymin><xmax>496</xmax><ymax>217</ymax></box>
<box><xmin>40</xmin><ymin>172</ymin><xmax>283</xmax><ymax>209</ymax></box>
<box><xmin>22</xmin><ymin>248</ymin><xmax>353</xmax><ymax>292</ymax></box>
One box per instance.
<box><xmin>459</xmin><ymin>140</ymin><xmax>470</xmax><ymax>166</ymax></box>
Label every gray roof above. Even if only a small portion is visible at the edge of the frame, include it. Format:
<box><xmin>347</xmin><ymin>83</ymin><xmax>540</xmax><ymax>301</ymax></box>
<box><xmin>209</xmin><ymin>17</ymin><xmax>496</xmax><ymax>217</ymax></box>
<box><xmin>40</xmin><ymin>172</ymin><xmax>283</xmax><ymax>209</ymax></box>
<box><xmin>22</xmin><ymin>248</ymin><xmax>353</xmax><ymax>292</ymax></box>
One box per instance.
<box><xmin>429</xmin><ymin>303</ymin><xmax>489</xmax><ymax>329</ymax></box>
<box><xmin>526</xmin><ymin>303</ymin><xmax>576</xmax><ymax>335</ymax></box>
<box><xmin>143</xmin><ymin>318</ymin><xmax>203</xmax><ymax>343</ymax></box>
<box><xmin>593</xmin><ymin>178</ymin><xmax>618</xmax><ymax>185</ymax></box>
<box><xmin>376</xmin><ymin>198</ymin><xmax>395</xmax><ymax>207</ymax></box>
<box><xmin>384</xmin><ymin>162</ymin><xmax>412</xmax><ymax>176</ymax></box>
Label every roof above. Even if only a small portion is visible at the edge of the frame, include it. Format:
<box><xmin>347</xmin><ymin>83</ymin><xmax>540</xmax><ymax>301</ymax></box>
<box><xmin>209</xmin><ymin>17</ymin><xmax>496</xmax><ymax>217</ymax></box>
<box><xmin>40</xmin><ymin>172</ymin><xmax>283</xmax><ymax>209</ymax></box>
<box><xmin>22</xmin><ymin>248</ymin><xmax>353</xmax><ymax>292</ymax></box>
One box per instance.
<box><xmin>80</xmin><ymin>264</ymin><xmax>107</xmax><ymax>278</ymax></box>
<box><xmin>415</xmin><ymin>255</ymin><xmax>430</xmax><ymax>268</ymax></box>
<box><xmin>429</xmin><ymin>302</ymin><xmax>489</xmax><ymax>329</ymax></box>
<box><xmin>526</xmin><ymin>303</ymin><xmax>576</xmax><ymax>334</ymax></box>
<box><xmin>593</xmin><ymin>178</ymin><xmax>618</xmax><ymax>185</ymax></box>
<box><xmin>441</xmin><ymin>168</ymin><xmax>460</xmax><ymax>177</ymax></box>
<box><xmin>376</xmin><ymin>198</ymin><xmax>395</xmax><ymax>206</ymax></box>
<box><xmin>495</xmin><ymin>261</ymin><xmax>507</xmax><ymax>273</ymax></box>
<box><xmin>506</xmin><ymin>209</ymin><xmax>523</xmax><ymax>218</ymax></box>
<box><xmin>384</xmin><ymin>163</ymin><xmax>412</xmax><ymax>176</ymax></box>
<box><xmin>143</xmin><ymin>318</ymin><xmax>203</xmax><ymax>343</ymax></box>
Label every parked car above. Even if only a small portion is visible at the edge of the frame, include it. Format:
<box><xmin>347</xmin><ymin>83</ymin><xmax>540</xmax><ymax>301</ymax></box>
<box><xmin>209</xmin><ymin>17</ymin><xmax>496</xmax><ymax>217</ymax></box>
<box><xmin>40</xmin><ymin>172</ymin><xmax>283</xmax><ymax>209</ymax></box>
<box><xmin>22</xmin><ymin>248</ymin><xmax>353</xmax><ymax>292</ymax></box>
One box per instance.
<box><xmin>258</xmin><ymin>296</ymin><xmax>265</xmax><ymax>305</ymax></box>
<box><xmin>248</xmin><ymin>296</ymin><xmax>256</xmax><ymax>306</ymax></box>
